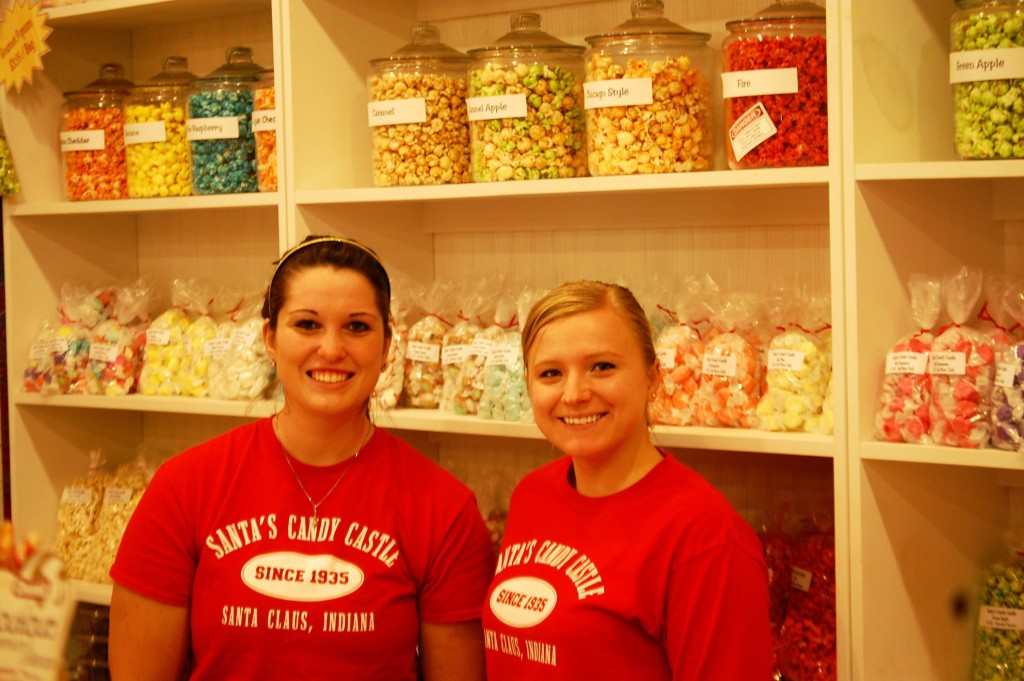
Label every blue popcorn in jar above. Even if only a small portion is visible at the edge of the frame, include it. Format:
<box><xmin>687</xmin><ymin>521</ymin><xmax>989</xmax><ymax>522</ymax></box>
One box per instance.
<box><xmin>187</xmin><ymin>46</ymin><xmax>264</xmax><ymax>194</ymax></box>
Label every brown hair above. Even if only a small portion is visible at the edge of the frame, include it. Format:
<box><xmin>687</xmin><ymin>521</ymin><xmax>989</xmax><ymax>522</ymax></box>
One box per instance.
<box><xmin>521</xmin><ymin>280</ymin><xmax>657</xmax><ymax>370</ymax></box>
<box><xmin>262</xmin><ymin>235</ymin><xmax>392</xmax><ymax>341</ymax></box>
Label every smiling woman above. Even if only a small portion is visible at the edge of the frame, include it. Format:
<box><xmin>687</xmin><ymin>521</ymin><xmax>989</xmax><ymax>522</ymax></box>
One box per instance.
<box><xmin>482</xmin><ymin>280</ymin><xmax>773</xmax><ymax>681</ymax></box>
<box><xmin>107</xmin><ymin>236</ymin><xmax>496</xmax><ymax>681</ymax></box>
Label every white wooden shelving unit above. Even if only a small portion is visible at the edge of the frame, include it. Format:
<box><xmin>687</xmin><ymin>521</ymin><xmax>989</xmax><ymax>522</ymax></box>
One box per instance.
<box><xmin>19</xmin><ymin>1</ymin><xmax>1024</xmax><ymax>679</ymax></box>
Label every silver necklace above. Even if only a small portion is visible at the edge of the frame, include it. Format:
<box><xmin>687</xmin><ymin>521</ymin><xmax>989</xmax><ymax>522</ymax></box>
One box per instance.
<box><xmin>275</xmin><ymin>416</ymin><xmax>372</xmax><ymax>527</ymax></box>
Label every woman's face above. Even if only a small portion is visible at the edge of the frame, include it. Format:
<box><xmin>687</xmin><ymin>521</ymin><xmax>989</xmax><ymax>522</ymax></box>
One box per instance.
<box><xmin>263</xmin><ymin>266</ymin><xmax>389</xmax><ymax>422</ymax></box>
<box><xmin>526</xmin><ymin>305</ymin><xmax>658</xmax><ymax>466</ymax></box>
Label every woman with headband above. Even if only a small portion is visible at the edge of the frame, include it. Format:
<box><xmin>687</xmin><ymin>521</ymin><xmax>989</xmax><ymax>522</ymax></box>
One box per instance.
<box><xmin>109</xmin><ymin>236</ymin><xmax>496</xmax><ymax>680</ymax></box>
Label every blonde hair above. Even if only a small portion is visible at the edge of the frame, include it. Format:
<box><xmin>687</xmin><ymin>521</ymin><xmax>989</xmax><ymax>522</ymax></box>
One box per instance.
<box><xmin>521</xmin><ymin>281</ymin><xmax>657</xmax><ymax>370</ymax></box>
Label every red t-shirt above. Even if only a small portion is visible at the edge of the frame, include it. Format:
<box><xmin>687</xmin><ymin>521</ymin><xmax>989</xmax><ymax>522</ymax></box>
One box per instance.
<box><xmin>112</xmin><ymin>419</ymin><xmax>495</xmax><ymax>680</ymax></box>
<box><xmin>483</xmin><ymin>453</ymin><xmax>772</xmax><ymax>681</ymax></box>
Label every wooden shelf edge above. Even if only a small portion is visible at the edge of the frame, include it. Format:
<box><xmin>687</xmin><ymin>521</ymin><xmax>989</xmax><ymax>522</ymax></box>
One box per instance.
<box><xmin>295</xmin><ymin>167</ymin><xmax>831</xmax><ymax>206</ymax></box>
<box><xmin>72</xmin><ymin>579</ymin><xmax>112</xmax><ymax>606</ymax></box>
<box><xmin>6</xmin><ymin>193</ymin><xmax>281</xmax><ymax>218</ymax></box>
<box><xmin>859</xmin><ymin>441</ymin><xmax>1024</xmax><ymax>470</ymax></box>
<box><xmin>855</xmin><ymin>160</ymin><xmax>1024</xmax><ymax>182</ymax></box>
<box><xmin>44</xmin><ymin>0</ymin><xmax>271</xmax><ymax>30</ymax></box>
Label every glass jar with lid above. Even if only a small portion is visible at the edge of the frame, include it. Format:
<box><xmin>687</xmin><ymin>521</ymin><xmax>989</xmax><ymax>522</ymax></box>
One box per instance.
<box><xmin>583</xmin><ymin>0</ymin><xmax>713</xmax><ymax>175</ymax></box>
<box><xmin>369</xmin><ymin>23</ymin><xmax>472</xmax><ymax>186</ymax></box>
<box><xmin>187</xmin><ymin>46</ymin><xmax>263</xmax><ymax>194</ymax></box>
<box><xmin>722</xmin><ymin>1</ymin><xmax>828</xmax><ymax>169</ymax></box>
<box><xmin>59</xmin><ymin>63</ymin><xmax>134</xmax><ymax>200</ymax></box>
<box><xmin>253</xmin><ymin>68</ymin><xmax>278</xmax><ymax>192</ymax></box>
<box><xmin>950</xmin><ymin>0</ymin><xmax>1024</xmax><ymax>159</ymax></box>
<box><xmin>124</xmin><ymin>56</ymin><xmax>196</xmax><ymax>198</ymax></box>
<box><xmin>467</xmin><ymin>12</ymin><xmax>587</xmax><ymax>182</ymax></box>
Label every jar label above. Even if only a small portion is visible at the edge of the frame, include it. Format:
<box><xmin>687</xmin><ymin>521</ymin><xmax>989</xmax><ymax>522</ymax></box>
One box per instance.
<box><xmin>186</xmin><ymin>116</ymin><xmax>240</xmax><ymax>140</ymax></box>
<box><xmin>702</xmin><ymin>353</ymin><xmax>738</xmax><ymax>377</ymax></box>
<box><xmin>125</xmin><ymin>121</ymin><xmax>167</xmax><ymax>145</ymax></box>
<box><xmin>728</xmin><ymin>101</ymin><xmax>777</xmax><ymax>161</ymax></box>
<box><xmin>767</xmin><ymin>349</ymin><xmax>805</xmax><ymax>371</ymax></box>
<box><xmin>721</xmin><ymin>67</ymin><xmax>798</xmax><ymax>98</ymax></box>
<box><xmin>583</xmin><ymin>78</ymin><xmax>654</xmax><ymax>109</ymax></box>
<box><xmin>252</xmin><ymin>109</ymin><xmax>279</xmax><ymax>132</ymax></box>
<box><xmin>368</xmin><ymin>98</ymin><xmax>427</xmax><ymax>126</ymax></box>
<box><xmin>886</xmin><ymin>351</ymin><xmax>928</xmax><ymax>376</ymax></box>
<box><xmin>59</xmin><ymin>129</ymin><xmax>104</xmax><ymax>152</ymax></box>
<box><xmin>950</xmin><ymin>49</ymin><xmax>1024</xmax><ymax>84</ymax></box>
<box><xmin>467</xmin><ymin>94</ymin><xmax>527</xmax><ymax>121</ymax></box>
<box><xmin>929</xmin><ymin>351</ymin><xmax>967</xmax><ymax>376</ymax></box>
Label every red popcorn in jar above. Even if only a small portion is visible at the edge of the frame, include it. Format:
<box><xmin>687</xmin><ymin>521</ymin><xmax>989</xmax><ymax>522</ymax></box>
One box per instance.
<box><xmin>722</xmin><ymin>2</ymin><xmax>828</xmax><ymax>169</ymax></box>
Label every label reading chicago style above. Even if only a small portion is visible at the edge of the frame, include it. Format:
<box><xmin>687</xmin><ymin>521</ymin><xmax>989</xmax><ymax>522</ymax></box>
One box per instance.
<box><xmin>583</xmin><ymin>78</ymin><xmax>653</xmax><ymax>109</ymax></box>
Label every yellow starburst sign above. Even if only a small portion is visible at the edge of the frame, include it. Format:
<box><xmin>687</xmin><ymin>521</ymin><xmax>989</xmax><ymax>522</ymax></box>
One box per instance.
<box><xmin>0</xmin><ymin>0</ymin><xmax>50</xmax><ymax>93</ymax></box>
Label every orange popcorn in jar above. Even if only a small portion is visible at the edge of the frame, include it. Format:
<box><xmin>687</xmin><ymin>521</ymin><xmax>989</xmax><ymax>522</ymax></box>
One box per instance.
<box><xmin>253</xmin><ymin>69</ymin><xmax>278</xmax><ymax>192</ymax></box>
<box><xmin>60</xmin><ymin>63</ymin><xmax>134</xmax><ymax>201</ymax></box>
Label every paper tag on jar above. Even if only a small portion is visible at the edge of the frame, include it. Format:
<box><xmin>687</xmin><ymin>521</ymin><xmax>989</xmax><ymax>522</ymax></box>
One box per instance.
<box><xmin>929</xmin><ymin>351</ymin><xmax>967</xmax><ymax>376</ymax></box>
<box><xmin>702</xmin><ymin>353</ymin><xmax>738</xmax><ymax>377</ymax></box>
<box><xmin>950</xmin><ymin>48</ymin><xmax>1024</xmax><ymax>84</ymax></box>
<box><xmin>728</xmin><ymin>101</ymin><xmax>777</xmax><ymax>162</ymax></box>
<box><xmin>368</xmin><ymin>98</ymin><xmax>426</xmax><ymax>126</ymax></box>
<box><xmin>768</xmin><ymin>349</ymin><xmax>805</xmax><ymax>372</ymax></box>
<box><xmin>583</xmin><ymin>78</ymin><xmax>654</xmax><ymax>109</ymax></box>
<box><xmin>252</xmin><ymin>109</ymin><xmax>279</xmax><ymax>132</ymax></box>
<box><xmin>721</xmin><ymin>67</ymin><xmax>798</xmax><ymax>98</ymax></box>
<box><xmin>407</xmin><ymin>341</ymin><xmax>441</xmax><ymax>364</ymax></box>
<box><xmin>791</xmin><ymin>566</ymin><xmax>813</xmax><ymax>592</ymax></box>
<box><xmin>467</xmin><ymin>94</ymin><xmax>527</xmax><ymax>121</ymax></box>
<box><xmin>886</xmin><ymin>351</ymin><xmax>928</xmax><ymax>375</ymax></box>
<box><xmin>125</xmin><ymin>121</ymin><xmax>167</xmax><ymax>145</ymax></box>
<box><xmin>979</xmin><ymin>605</ymin><xmax>1024</xmax><ymax>631</ymax></box>
<box><xmin>186</xmin><ymin>117</ymin><xmax>240</xmax><ymax>140</ymax></box>
<box><xmin>59</xmin><ymin>129</ymin><xmax>104</xmax><ymax>152</ymax></box>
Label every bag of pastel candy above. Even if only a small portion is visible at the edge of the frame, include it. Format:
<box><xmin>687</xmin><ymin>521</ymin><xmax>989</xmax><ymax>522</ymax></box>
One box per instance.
<box><xmin>651</xmin><ymin>276</ymin><xmax>706</xmax><ymax>427</ymax></box>
<box><xmin>403</xmin><ymin>279</ymin><xmax>456</xmax><ymax>409</ymax></box>
<box><xmin>970</xmin><ymin>530</ymin><xmax>1024</xmax><ymax>681</ymax></box>
<box><xmin>57</xmin><ymin>283</ymin><xmax>118</xmax><ymax>395</ymax></box>
<box><xmin>374</xmin><ymin>273</ymin><xmax>412</xmax><ymax>412</ymax></box>
<box><xmin>175</xmin><ymin>280</ymin><xmax>244</xmax><ymax>398</ymax></box>
<box><xmin>85</xmin><ymin>279</ymin><xmax>153</xmax><ymax>396</ymax></box>
<box><xmin>208</xmin><ymin>292</ymin><xmax>274</xmax><ymax>400</ymax></box>
<box><xmin>756</xmin><ymin>287</ymin><xmax>831</xmax><ymax>432</ymax></box>
<box><xmin>778</xmin><ymin>504</ymin><xmax>837</xmax><ymax>681</ymax></box>
<box><xmin>478</xmin><ymin>285</ymin><xmax>539</xmax><ymax>423</ymax></box>
<box><xmin>139</xmin><ymin>279</ymin><xmax>193</xmax><ymax>396</ymax></box>
<box><xmin>990</xmin><ymin>277</ymin><xmax>1024</xmax><ymax>451</ymax></box>
<box><xmin>872</xmin><ymin>274</ymin><xmax>941</xmax><ymax>443</ymax></box>
<box><xmin>441</xmin><ymin>278</ymin><xmax>495</xmax><ymax>415</ymax></box>
<box><xmin>692</xmin><ymin>291</ymin><xmax>765</xmax><ymax>428</ymax></box>
<box><xmin>929</xmin><ymin>266</ymin><xmax>996</xmax><ymax>448</ymax></box>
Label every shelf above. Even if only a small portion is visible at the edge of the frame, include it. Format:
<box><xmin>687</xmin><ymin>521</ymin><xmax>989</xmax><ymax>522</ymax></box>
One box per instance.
<box><xmin>860</xmin><ymin>441</ymin><xmax>1024</xmax><ymax>471</ymax></box>
<box><xmin>43</xmin><ymin>0</ymin><xmax>271</xmax><ymax>30</ymax></box>
<box><xmin>13</xmin><ymin>393</ymin><xmax>834</xmax><ymax>457</ymax></box>
<box><xmin>296</xmin><ymin>167</ymin><xmax>832</xmax><ymax>206</ymax></box>
<box><xmin>72</xmin><ymin>580</ymin><xmax>112</xmax><ymax>606</ymax></box>
<box><xmin>6</xmin><ymin>193</ymin><xmax>280</xmax><ymax>217</ymax></box>
<box><xmin>855</xmin><ymin>160</ymin><xmax>1024</xmax><ymax>182</ymax></box>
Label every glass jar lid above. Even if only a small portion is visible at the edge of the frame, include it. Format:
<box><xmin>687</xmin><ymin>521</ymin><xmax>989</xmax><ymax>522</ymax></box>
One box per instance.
<box><xmin>195</xmin><ymin>46</ymin><xmax>265</xmax><ymax>83</ymax></box>
<box><xmin>468</xmin><ymin>12</ymin><xmax>585</xmax><ymax>59</ymax></box>
<box><xmin>371</xmin><ymin>23</ymin><xmax>470</xmax><ymax>66</ymax></box>
<box><xmin>726</xmin><ymin>0</ymin><xmax>826</xmax><ymax>29</ymax></box>
<box><xmin>585</xmin><ymin>0</ymin><xmax>711</xmax><ymax>45</ymax></box>
<box><xmin>64</xmin><ymin>63</ymin><xmax>134</xmax><ymax>97</ymax></box>
<box><xmin>143</xmin><ymin>56</ymin><xmax>197</xmax><ymax>86</ymax></box>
